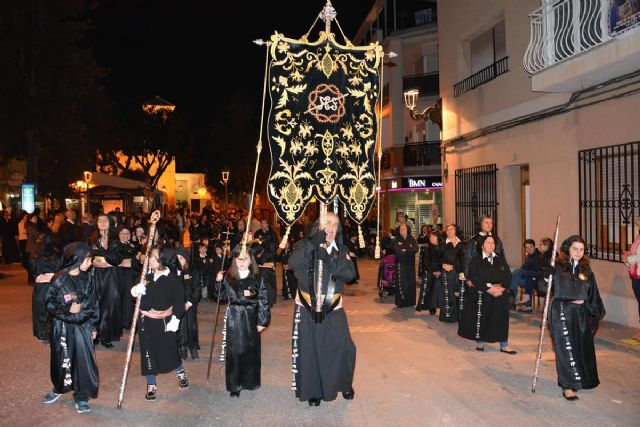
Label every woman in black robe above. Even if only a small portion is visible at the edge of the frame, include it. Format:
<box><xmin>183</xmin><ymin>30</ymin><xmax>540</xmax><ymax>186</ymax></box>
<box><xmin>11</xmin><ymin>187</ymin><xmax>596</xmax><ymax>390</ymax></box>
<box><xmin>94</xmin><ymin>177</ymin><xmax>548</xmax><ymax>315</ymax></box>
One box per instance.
<box><xmin>391</xmin><ymin>223</ymin><xmax>419</xmax><ymax>308</ymax></box>
<box><xmin>31</xmin><ymin>233</ymin><xmax>61</xmax><ymax>343</ymax></box>
<box><xmin>176</xmin><ymin>248</ymin><xmax>201</xmax><ymax>360</ymax></box>
<box><xmin>458</xmin><ymin>235</ymin><xmax>516</xmax><ymax>354</ymax></box>
<box><xmin>42</xmin><ymin>242</ymin><xmax>99</xmax><ymax>413</ymax></box>
<box><xmin>549</xmin><ymin>235</ymin><xmax>605</xmax><ymax>400</ymax></box>
<box><xmin>288</xmin><ymin>212</ymin><xmax>356</xmax><ymax>406</ymax></box>
<box><xmin>417</xmin><ymin>231</ymin><xmax>443</xmax><ymax>314</ymax></box>
<box><xmin>115</xmin><ymin>227</ymin><xmax>140</xmax><ymax>330</ymax></box>
<box><xmin>417</xmin><ymin>224</ymin><xmax>430</xmax><ymax>278</ymax></box>
<box><xmin>439</xmin><ymin>224</ymin><xmax>465</xmax><ymax>323</ymax></box>
<box><xmin>0</xmin><ymin>210</ymin><xmax>20</xmax><ymax>264</ymax></box>
<box><xmin>215</xmin><ymin>245</ymin><xmax>270</xmax><ymax>397</ymax></box>
<box><xmin>90</xmin><ymin>214</ymin><xmax>123</xmax><ymax>348</ymax></box>
<box><xmin>130</xmin><ymin>245</ymin><xmax>188</xmax><ymax>401</ymax></box>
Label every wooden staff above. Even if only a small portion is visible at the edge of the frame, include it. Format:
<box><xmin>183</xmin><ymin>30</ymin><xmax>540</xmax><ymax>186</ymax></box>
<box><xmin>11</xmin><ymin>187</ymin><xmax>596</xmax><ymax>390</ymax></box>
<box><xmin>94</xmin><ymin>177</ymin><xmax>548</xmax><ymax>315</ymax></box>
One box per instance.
<box><xmin>117</xmin><ymin>210</ymin><xmax>161</xmax><ymax>409</ymax></box>
<box><xmin>206</xmin><ymin>235</ymin><xmax>230</xmax><ymax>381</ymax></box>
<box><xmin>531</xmin><ymin>216</ymin><xmax>561</xmax><ymax>393</ymax></box>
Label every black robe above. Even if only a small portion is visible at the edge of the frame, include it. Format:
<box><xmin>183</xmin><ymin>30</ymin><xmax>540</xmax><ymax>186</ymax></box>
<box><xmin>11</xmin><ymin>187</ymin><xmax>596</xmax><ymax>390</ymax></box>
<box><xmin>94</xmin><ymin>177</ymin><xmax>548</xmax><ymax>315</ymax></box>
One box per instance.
<box><xmin>0</xmin><ymin>217</ymin><xmax>20</xmax><ymax>263</ymax></box>
<box><xmin>179</xmin><ymin>267</ymin><xmax>201</xmax><ymax>353</ymax></box>
<box><xmin>288</xmin><ymin>227</ymin><xmax>357</xmax><ymax>402</ymax></box>
<box><xmin>439</xmin><ymin>240</ymin><xmax>465</xmax><ymax>323</ymax></box>
<box><xmin>31</xmin><ymin>255</ymin><xmax>61</xmax><ymax>341</ymax></box>
<box><xmin>46</xmin><ymin>270</ymin><xmax>100</xmax><ymax>400</ymax></box>
<box><xmin>194</xmin><ymin>252</ymin><xmax>215</xmax><ymax>298</ymax></box>
<box><xmin>549</xmin><ymin>264</ymin><xmax>605</xmax><ymax>390</ymax></box>
<box><xmin>92</xmin><ymin>240</ymin><xmax>123</xmax><ymax>343</ymax></box>
<box><xmin>253</xmin><ymin>229</ymin><xmax>278</xmax><ymax>306</ymax></box>
<box><xmin>218</xmin><ymin>274</ymin><xmax>270</xmax><ymax>392</ymax></box>
<box><xmin>116</xmin><ymin>240</ymin><xmax>140</xmax><ymax>330</ymax></box>
<box><xmin>138</xmin><ymin>270</ymin><xmax>185</xmax><ymax>375</ymax></box>
<box><xmin>390</xmin><ymin>235</ymin><xmax>419</xmax><ymax>308</ymax></box>
<box><xmin>417</xmin><ymin>243</ymin><xmax>442</xmax><ymax>312</ymax></box>
<box><xmin>458</xmin><ymin>254</ymin><xmax>512</xmax><ymax>342</ymax></box>
<box><xmin>278</xmin><ymin>247</ymin><xmax>298</xmax><ymax>299</ymax></box>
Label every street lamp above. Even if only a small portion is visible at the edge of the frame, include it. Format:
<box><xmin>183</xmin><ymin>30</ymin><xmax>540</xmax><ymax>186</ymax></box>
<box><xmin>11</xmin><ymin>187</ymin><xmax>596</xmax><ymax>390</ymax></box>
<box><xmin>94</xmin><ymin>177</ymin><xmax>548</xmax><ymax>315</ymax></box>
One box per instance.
<box><xmin>221</xmin><ymin>168</ymin><xmax>230</xmax><ymax>214</ymax></box>
<box><xmin>403</xmin><ymin>90</ymin><xmax>442</xmax><ymax>127</ymax></box>
<box><xmin>77</xmin><ymin>171</ymin><xmax>92</xmax><ymax>216</ymax></box>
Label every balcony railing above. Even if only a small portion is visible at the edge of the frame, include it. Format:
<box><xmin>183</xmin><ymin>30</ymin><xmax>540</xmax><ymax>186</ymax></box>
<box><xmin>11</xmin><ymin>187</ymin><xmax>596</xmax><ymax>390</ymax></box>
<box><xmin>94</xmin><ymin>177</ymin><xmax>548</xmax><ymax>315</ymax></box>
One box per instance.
<box><xmin>381</xmin><ymin>141</ymin><xmax>441</xmax><ymax>170</ymax></box>
<box><xmin>453</xmin><ymin>57</ymin><xmax>509</xmax><ymax>97</ymax></box>
<box><xmin>523</xmin><ymin>0</ymin><xmax>611</xmax><ymax>74</ymax></box>
<box><xmin>402</xmin><ymin>72</ymin><xmax>440</xmax><ymax>97</ymax></box>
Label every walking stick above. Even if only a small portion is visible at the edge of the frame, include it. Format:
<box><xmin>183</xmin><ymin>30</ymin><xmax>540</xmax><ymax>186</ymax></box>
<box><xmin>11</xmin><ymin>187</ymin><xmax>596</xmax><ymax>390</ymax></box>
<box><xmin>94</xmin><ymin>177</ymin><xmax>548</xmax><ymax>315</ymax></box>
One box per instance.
<box><xmin>531</xmin><ymin>216</ymin><xmax>561</xmax><ymax>393</ymax></box>
<box><xmin>206</xmin><ymin>235</ymin><xmax>230</xmax><ymax>381</ymax></box>
<box><xmin>117</xmin><ymin>210</ymin><xmax>161</xmax><ymax>409</ymax></box>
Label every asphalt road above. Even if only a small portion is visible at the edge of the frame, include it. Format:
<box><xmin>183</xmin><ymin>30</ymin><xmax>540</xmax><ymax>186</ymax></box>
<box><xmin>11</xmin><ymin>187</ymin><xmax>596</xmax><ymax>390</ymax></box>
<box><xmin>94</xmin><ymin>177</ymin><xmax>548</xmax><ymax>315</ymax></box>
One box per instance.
<box><xmin>1</xmin><ymin>260</ymin><xmax>638</xmax><ymax>427</ymax></box>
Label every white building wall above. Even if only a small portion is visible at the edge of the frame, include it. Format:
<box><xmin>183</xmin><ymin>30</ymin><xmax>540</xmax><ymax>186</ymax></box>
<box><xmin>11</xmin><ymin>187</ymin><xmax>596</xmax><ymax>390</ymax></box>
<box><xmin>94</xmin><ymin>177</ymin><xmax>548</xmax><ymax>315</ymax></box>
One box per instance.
<box><xmin>438</xmin><ymin>0</ymin><xmax>640</xmax><ymax>327</ymax></box>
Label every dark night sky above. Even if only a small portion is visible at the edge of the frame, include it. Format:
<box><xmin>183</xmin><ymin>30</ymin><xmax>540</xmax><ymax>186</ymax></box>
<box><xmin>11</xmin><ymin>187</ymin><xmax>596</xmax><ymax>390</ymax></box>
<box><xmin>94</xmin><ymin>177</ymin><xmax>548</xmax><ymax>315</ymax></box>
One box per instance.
<box><xmin>87</xmin><ymin>0</ymin><xmax>376</xmax><ymax>170</ymax></box>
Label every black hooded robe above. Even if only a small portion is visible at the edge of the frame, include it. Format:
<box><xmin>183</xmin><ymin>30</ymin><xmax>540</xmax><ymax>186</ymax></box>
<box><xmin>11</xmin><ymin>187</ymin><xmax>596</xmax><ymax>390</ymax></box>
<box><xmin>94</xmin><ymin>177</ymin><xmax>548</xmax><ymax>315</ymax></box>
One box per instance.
<box><xmin>549</xmin><ymin>265</ymin><xmax>605</xmax><ymax>391</ymax></box>
<box><xmin>417</xmin><ymin>243</ymin><xmax>442</xmax><ymax>313</ymax></box>
<box><xmin>288</xmin><ymin>226</ymin><xmax>357</xmax><ymax>402</ymax></box>
<box><xmin>179</xmin><ymin>266</ymin><xmax>201</xmax><ymax>355</ymax></box>
<box><xmin>218</xmin><ymin>275</ymin><xmax>270</xmax><ymax>392</ymax></box>
<box><xmin>458</xmin><ymin>254</ymin><xmax>512</xmax><ymax>343</ymax></box>
<box><xmin>116</xmin><ymin>240</ymin><xmax>141</xmax><ymax>330</ymax></box>
<box><xmin>390</xmin><ymin>235</ymin><xmax>419</xmax><ymax>308</ymax></box>
<box><xmin>253</xmin><ymin>229</ymin><xmax>278</xmax><ymax>307</ymax></box>
<box><xmin>138</xmin><ymin>270</ymin><xmax>185</xmax><ymax>376</ymax></box>
<box><xmin>45</xmin><ymin>246</ymin><xmax>100</xmax><ymax>401</ymax></box>
<box><xmin>439</xmin><ymin>239</ymin><xmax>465</xmax><ymax>323</ymax></box>
<box><xmin>92</xmin><ymin>241</ymin><xmax>123</xmax><ymax>344</ymax></box>
<box><xmin>31</xmin><ymin>255</ymin><xmax>61</xmax><ymax>341</ymax></box>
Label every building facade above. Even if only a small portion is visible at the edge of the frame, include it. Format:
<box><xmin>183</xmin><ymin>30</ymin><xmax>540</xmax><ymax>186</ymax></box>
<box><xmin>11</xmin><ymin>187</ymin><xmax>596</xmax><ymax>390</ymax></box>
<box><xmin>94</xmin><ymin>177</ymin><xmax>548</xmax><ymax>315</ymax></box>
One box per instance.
<box><xmin>355</xmin><ymin>0</ymin><xmax>442</xmax><ymax>233</ymax></box>
<box><xmin>438</xmin><ymin>0</ymin><xmax>640</xmax><ymax>326</ymax></box>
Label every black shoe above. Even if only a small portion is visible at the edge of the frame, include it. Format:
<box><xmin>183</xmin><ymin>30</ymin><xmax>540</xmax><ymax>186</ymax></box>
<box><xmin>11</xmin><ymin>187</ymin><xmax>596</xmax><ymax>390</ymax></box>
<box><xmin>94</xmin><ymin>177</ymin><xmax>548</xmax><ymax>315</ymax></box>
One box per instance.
<box><xmin>230</xmin><ymin>391</ymin><xmax>240</xmax><ymax>397</ymax></box>
<box><xmin>190</xmin><ymin>348</ymin><xmax>199</xmax><ymax>360</ymax></box>
<box><xmin>476</xmin><ymin>345</ymin><xmax>485</xmax><ymax>352</ymax></box>
<box><xmin>177</xmin><ymin>370</ymin><xmax>189</xmax><ymax>389</ymax></box>
<box><xmin>101</xmin><ymin>341</ymin><xmax>113</xmax><ymax>349</ymax></box>
<box><xmin>145</xmin><ymin>384</ymin><xmax>157</xmax><ymax>401</ymax></box>
<box><xmin>342</xmin><ymin>388</ymin><xmax>355</xmax><ymax>400</ymax></box>
<box><xmin>562</xmin><ymin>390</ymin><xmax>579</xmax><ymax>401</ymax></box>
<box><xmin>429</xmin><ymin>310</ymin><xmax>436</xmax><ymax>315</ymax></box>
<box><xmin>500</xmin><ymin>348</ymin><xmax>517</xmax><ymax>355</ymax></box>
<box><xmin>308</xmin><ymin>398</ymin><xmax>321</xmax><ymax>406</ymax></box>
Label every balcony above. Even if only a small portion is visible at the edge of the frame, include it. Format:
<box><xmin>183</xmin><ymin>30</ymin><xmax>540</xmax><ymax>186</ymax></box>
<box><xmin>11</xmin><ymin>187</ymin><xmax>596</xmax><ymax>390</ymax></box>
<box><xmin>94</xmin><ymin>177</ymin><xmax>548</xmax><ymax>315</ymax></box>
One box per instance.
<box><xmin>453</xmin><ymin>57</ymin><xmax>509</xmax><ymax>97</ymax></box>
<box><xmin>382</xmin><ymin>141</ymin><xmax>441</xmax><ymax>171</ymax></box>
<box><xmin>402</xmin><ymin>72</ymin><xmax>439</xmax><ymax>97</ymax></box>
<box><xmin>523</xmin><ymin>0</ymin><xmax>640</xmax><ymax>92</ymax></box>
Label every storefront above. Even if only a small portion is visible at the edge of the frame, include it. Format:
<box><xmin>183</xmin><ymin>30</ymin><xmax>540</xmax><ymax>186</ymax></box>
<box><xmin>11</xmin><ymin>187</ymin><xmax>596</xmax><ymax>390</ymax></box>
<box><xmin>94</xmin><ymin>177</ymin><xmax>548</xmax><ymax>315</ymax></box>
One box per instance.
<box><xmin>380</xmin><ymin>175</ymin><xmax>443</xmax><ymax>232</ymax></box>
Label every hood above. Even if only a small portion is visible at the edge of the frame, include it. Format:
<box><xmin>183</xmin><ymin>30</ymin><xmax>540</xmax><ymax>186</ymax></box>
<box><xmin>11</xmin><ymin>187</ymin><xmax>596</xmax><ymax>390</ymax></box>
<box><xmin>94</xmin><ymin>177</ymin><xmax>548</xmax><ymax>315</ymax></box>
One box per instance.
<box><xmin>59</xmin><ymin>242</ymin><xmax>93</xmax><ymax>273</ymax></box>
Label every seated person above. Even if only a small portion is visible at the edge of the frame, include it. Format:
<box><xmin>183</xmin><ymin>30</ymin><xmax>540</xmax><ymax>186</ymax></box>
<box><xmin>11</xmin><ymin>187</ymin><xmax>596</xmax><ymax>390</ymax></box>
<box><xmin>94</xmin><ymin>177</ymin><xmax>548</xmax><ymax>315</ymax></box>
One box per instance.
<box><xmin>508</xmin><ymin>239</ymin><xmax>541</xmax><ymax>309</ymax></box>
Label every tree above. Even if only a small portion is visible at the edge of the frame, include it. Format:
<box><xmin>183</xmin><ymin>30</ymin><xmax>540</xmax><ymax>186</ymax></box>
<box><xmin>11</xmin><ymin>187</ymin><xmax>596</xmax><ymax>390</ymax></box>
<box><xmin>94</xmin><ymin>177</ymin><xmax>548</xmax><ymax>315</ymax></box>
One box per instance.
<box><xmin>0</xmin><ymin>0</ymin><xmax>117</xmax><ymax>205</ymax></box>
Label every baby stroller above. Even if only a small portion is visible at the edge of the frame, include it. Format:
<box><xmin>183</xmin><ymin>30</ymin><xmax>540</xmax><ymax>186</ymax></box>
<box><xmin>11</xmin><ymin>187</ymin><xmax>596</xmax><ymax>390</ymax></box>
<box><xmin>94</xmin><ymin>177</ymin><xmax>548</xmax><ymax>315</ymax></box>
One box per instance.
<box><xmin>378</xmin><ymin>254</ymin><xmax>396</xmax><ymax>302</ymax></box>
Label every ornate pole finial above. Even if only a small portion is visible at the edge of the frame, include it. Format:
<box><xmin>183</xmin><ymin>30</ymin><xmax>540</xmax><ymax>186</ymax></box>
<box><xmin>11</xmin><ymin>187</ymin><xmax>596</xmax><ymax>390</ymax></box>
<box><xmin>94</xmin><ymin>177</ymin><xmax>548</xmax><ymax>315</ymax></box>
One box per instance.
<box><xmin>320</xmin><ymin>0</ymin><xmax>337</xmax><ymax>34</ymax></box>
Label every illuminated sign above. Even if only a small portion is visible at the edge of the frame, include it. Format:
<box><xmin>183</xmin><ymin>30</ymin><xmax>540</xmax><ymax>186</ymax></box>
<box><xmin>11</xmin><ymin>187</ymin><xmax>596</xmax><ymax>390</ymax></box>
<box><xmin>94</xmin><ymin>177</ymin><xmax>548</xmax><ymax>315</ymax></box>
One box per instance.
<box><xmin>402</xmin><ymin>176</ymin><xmax>442</xmax><ymax>189</ymax></box>
<box><xmin>21</xmin><ymin>183</ymin><xmax>36</xmax><ymax>213</ymax></box>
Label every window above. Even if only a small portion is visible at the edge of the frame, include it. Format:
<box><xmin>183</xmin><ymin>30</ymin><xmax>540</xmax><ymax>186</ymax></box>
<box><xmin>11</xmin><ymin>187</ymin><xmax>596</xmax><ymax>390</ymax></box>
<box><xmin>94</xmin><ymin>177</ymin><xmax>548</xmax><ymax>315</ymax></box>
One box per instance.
<box><xmin>455</xmin><ymin>164</ymin><xmax>498</xmax><ymax>239</ymax></box>
<box><xmin>579</xmin><ymin>142</ymin><xmax>640</xmax><ymax>262</ymax></box>
<box><xmin>470</xmin><ymin>20</ymin><xmax>506</xmax><ymax>73</ymax></box>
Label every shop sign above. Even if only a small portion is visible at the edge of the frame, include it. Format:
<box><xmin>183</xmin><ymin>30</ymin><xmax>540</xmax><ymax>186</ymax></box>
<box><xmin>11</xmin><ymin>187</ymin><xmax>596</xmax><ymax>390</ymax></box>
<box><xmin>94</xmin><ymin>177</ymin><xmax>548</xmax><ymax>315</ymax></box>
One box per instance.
<box><xmin>402</xmin><ymin>176</ymin><xmax>442</xmax><ymax>189</ymax></box>
<box><xmin>21</xmin><ymin>183</ymin><xmax>36</xmax><ymax>213</ymax></box>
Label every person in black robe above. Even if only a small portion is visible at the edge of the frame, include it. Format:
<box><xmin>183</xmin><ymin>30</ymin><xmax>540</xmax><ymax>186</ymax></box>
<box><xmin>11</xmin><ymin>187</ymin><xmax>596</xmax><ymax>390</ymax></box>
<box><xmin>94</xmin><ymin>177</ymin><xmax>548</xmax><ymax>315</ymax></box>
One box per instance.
<box><xmin>390</xmin><ymin>223</ymin><xmax>418</xmax><ymax>308</ymax></box>
<box><xmin>438</xmin><ymin>224</ymin><xmax>465</xmax><ymax>322</ymax></box>
<box><xmin>42</xmin><ymin>242</ymin><xmax>99</xmax><ymax>413</ymax></box>
<box><xmin>90</xmin><ymin>214</ymin><xmax>123</xmax><ymax>348</ymax></box>
<box><xmin>345</xmin><ymin>233</ymin><xmax>360</xmax><ymax>284</ymax></box>
<box><xmin>130</xmin><ymin>245</ymin><xmax>188</xmax><ymax>401</ymax></box>
<box><xmin>230</xmin><ymin>219</ymin><xmax>246</xmax><ymax>252</ymax></box>
<box><xmin>288</xmin><ymin>212</ymin><xmax>356</xmax><ymax>406</ymax></box>
<box><xmin>115</xmin><ymin>227</ymin><xmax>140</xmax><ymax>330</ymax></box>
<box><xmin>31</xmin><ymin>234</ymin><xmax>61</xmax><ymax>343</ymax></box>
<box><xmin>458</xmin><ymin>235</ymin><xmax>516</xmax><ymax>354</ymax></box>
<box><xmin>176</xmin><ymin>247</ymin><xmax>201</xmax><ymax>360</ymax></box>
<box><xmin>214</xmin><ymin>244</ymin><xmax>270</xmax><ymax>397</ymax></box>
<box><xmin>254</xmin><ymin>220</ymin><xmax>278</xmax><ymax>306</ymax></box>
<box><xmin>277</xmin><ymin>240</ymin><xmax>298</xmax><ymax>300</ymax></box>
<box><xmin>417</xmin><ymin>231</ymin><xmax>443</xmax><ymax>314</ymax></box>
<box><xmin>193</xmin><ymin>242</ymin><xmax>215</xmax><ymax>300</ymax></box>
<box><xmin>0</xmin><ymin>210</ymin><xmax>20</xmax><ymax>263</ymax></box>
<box><xmin>417</xmin><ymin>224</ymin><xmax>430</xmax><ymax>278</ymax></box>
<box><xmin>548</xmin><ymin>235</ymin><xmax>605</xmax><ymax>400</ymax></box>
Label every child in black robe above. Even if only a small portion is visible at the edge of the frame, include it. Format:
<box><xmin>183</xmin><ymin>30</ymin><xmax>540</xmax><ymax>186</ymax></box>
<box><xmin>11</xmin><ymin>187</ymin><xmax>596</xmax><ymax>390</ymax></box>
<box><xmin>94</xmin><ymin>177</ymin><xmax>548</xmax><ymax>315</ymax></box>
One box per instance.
<box><xmin>176</xmin><ymin>247</ymin><xmax>201</xmax><ymax>360</ymax></box>
<box><xmin>42</xmin><ymin>242</ymin><xmax>99</xmax><ymax>414</ymax></box>
<box><xmin>215</xmin><ymin>245</ymin><xmax>270</xmax><ymax>397</ymax></box>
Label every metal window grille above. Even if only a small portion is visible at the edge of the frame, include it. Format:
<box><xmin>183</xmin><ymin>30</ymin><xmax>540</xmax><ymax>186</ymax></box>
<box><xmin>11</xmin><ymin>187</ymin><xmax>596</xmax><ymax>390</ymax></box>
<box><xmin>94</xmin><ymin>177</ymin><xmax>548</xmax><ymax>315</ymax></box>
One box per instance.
<box><xmin>579</xmin><ymin>141</ymin><xmax>640</xmax><ymax>262</ymax></box>
<box><xmin>455</xmin><ymin>164</ymin><xmax>498</xmax><ymax>240</ymax></box>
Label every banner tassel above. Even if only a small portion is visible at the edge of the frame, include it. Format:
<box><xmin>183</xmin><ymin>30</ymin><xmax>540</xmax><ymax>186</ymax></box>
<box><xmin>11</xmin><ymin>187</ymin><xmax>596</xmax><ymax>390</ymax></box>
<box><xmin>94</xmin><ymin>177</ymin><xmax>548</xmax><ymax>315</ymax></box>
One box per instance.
<box><xmin>358</xmin><ymin>224</ymin><xmax>365</xmax><ymax>249</ymax></box>
<box><xmin>279</xmin><ymin>225</ymin><xmax>291</xmax><ymax>249</ymax></box>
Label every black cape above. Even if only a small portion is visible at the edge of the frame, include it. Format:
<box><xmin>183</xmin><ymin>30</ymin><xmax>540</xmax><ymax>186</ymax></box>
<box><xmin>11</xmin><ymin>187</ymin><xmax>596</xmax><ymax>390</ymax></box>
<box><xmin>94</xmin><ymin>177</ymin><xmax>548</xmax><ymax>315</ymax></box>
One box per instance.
<box><xmin>138</xmin><ymin>270</ymin><xmax>185</xmax><ymax>375</ymax></box>
<box><xmin>115</xmin><ymin>240</ymin><xmax>140</xmax><ymax>329</ymax></box>
<box><xmin>288</xmin><ymin>222</ymin><xmax>356</xmax><ymax>402</ymax></box>
<box><xmin>458</xmin><ymin>254</ymin><xmax>512</xmax><ymax>342</ymax></box>
<box><xmin>46</xmin><ymin>270</ymin><xmax>100</xmax><ymax>399</ymax></box>
<box><xmin>390</xmin><ymin>235</ymin><xmax>419</xmax><ymax>308</ymax></box>
<box><xmin>218</xmin><ymin>274</ymin><xmax>270</xmax><ymax>392</ymax></box>
<box><xmin>92</xmin><ymin>240</ymin><xmax>123</xmax><ymax>343</ymax></box>
<box><xmin>549</xmin><ymin>263</ymin><xmax>605</xmax><ymax>390</ymax></box>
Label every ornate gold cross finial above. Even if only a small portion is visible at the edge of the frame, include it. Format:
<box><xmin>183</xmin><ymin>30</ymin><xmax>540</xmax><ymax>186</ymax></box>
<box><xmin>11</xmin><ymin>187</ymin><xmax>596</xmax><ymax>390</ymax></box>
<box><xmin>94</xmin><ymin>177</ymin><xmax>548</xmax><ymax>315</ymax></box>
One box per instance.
<box><xmin>320</xmin><ymin>0</ymin><xmax>337</xmax><ymax>34</ymax></box>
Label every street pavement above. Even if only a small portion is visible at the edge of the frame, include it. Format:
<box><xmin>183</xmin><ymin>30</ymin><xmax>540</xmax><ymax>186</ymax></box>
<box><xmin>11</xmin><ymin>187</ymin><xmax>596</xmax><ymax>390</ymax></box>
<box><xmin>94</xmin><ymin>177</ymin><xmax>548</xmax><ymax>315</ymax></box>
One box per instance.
<box><xmin>0</xmin><ymin>260</ymin><xmax>639</xmax><ymax>427</ymax></box>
